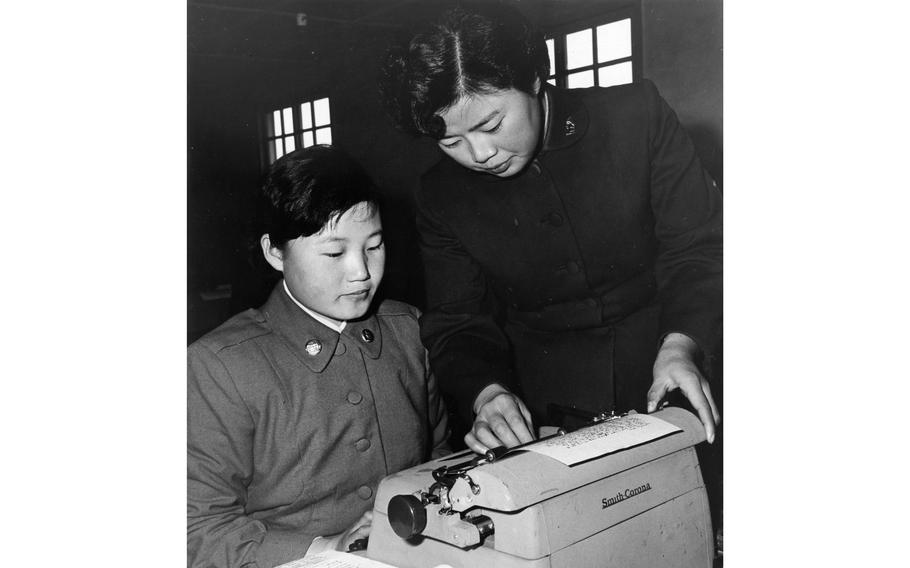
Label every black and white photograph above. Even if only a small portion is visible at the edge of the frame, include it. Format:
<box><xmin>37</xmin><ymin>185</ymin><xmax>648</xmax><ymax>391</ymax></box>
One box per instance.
<box><xmin>5</xmin><ymin>1</ymin><xmax>909</xmax><ymax>567</ymax></box>
<box><xmin>187</xmin><ymin>1</ymin><xmax>723</xmax><ymax>567</ymax></box>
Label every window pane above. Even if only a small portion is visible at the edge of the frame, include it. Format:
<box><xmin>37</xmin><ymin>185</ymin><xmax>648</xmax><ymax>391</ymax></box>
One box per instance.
<box><xmin>282</xmin><ymin>107</ymin><xmax>294</xmax><ymax>134</ymax></box>
<box><xmin>565</xmin><ymin>28</ymin><xmax>593</xmax><ymax>70</ymax></box>
<box><xmin>300</xmin><ymin>102</ymin><xmax>312</xmax><ymax>129</ymax></box>
<box><xmin>269</xmin><ymin>139</ymin><xmax>278</xmax><ymax>163</ymax></box>
<box><xmin>313</xmin><ymin>98</ymin><xmax>331</xmax><ymax>127</ymax></box>
<box><xmin>315</xmin><ymin>127</ymin><xmax>332</xmax><ymax>145</ymax></box>
<box><xmin>274</xmin><ymin>138</ymin><xmax>284</xmax><ymax>160</ymax></box>
<box><xmin>546</xmin><ymin>38</ymin><xmax>555</xmax><ymax>77</ymax></box>
<box><xmin>547</xmin><ymin>78</ymin><xmax>556</xmax><ymax>86</ymax></box>
<box><xmin>284</xmin><ymin>135</ymin><xmax>296</xmax><ymax>153</ymax></box>
<box><xmin>598</xmin><ymin>61</ymin><xmax>633</xmax><ymax>87</ymax></box>
<box><xmin>567</xmin><ymin>69</ymin><xmax>595</xmax><ymax>89</ymax></box>
<box><xmin>272</xmin><ymin>110</ymin><xmax>282</xmax><ymax>137</ymax></box>
<box><xmin>302</xmin><ymin>130</ymin><xmax>314</xmax><ymax>148</ymax></box>
<box><xmin>597</xmin><ymin>19</ymin><xmax>632</xmax><ymax>62</ymax></box>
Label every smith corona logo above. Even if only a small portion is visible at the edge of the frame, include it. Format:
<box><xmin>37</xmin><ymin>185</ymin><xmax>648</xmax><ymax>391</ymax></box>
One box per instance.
<box><xmin>602</xmin><ymin>483</ymin><xmax>652</xmax><ymax>509</ymax></box>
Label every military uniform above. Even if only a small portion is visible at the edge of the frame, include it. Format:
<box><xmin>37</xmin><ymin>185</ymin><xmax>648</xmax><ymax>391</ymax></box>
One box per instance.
<box><xmin>187</xmin><ymin>284</ymin><xmax>449</xmax><ymax>567</ymax></box>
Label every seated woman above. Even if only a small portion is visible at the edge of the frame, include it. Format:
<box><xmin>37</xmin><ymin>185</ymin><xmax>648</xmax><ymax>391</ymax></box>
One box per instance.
<box><xmin>187</xmin><ymin>145</ymin><xmax>449</xmax><ymax>568</ymax></box>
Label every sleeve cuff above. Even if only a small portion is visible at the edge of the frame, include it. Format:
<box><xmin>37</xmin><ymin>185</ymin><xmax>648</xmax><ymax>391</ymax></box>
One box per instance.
<box><xmin>305</xmin><ymin>534</ymin><xmax>341</xmax><ymax>556</ymax></box>
<box><xmin>256</xmin><ymin>528</ymin><xmax>314</xmax><ymax>567</ymax></box>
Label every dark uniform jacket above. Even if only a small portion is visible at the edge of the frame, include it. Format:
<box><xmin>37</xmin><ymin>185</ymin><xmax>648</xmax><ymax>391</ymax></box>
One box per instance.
<box><xmin>187</xmin><ymin>284</ymin><xmax>449</xmax><ymax>567</ymax></box>
<box><xmin>416</xmin><ymin>80</ymin><xmax>722</xmax><ymax>427</ymax></box>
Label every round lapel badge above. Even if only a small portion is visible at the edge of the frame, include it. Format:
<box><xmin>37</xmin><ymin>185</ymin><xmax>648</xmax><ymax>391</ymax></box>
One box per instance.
<box><xmin>360</xmin><ymin>329</ymin><xmax>374</xmax><ymax>343</ymax></box>
<box><xmin>305</xmin><ymin>339</ymin><xmax>322</xmax><ymax>356</ymax></box>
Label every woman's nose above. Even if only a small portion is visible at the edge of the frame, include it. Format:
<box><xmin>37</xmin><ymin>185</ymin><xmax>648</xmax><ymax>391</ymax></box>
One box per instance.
<box><xmin>469</xmin><ymin>139</ymin><xmax>497</xmax><ymax>164</ymax></box>
<box><xmin>348</xmin><ymin>253</ymin><xmax>370</xmax><ymax>281</ymax></box>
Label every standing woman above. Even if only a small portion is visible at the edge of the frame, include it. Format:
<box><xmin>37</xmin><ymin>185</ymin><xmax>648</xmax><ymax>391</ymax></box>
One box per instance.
<box><xmin>379</xmin><ymin>3</ymin><xmax>722</xmax><ymax>455</ymax></box>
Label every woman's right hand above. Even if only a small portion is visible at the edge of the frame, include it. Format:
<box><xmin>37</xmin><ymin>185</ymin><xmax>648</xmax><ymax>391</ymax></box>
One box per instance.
<box><xmin>464</xmin><ymin>384</ymin><xmax>535</xmax><ymax>453</ymax></box>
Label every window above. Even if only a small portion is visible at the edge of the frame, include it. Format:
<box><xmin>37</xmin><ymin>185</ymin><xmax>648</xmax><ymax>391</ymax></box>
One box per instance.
<box><xmin>266</xmin><ymin>106</ymin><xmax>296</xmax><ymax>163</ymax></box>
<box><xmin>264</xmin><ymin>97</ymin><xmax>333</xmax><ymax>164</ymax></box>
<box><xmin>545</xmin><ymin>9</ymin><xmax>640</xmax><ymax>89</ymax></box>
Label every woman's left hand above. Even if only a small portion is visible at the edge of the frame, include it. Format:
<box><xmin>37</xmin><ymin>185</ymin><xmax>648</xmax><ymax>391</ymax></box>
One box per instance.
<box><xmin>647</xmin><ymin>333</ymin><xmax>720</xmax><ymax>443</ymax></box>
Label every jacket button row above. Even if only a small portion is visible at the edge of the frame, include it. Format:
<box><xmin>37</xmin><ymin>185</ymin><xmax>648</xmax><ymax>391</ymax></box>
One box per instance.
<box><xmin>334</xmin><ymin>342</ymin><xmax>346</xmax><ymax>356</ymax></box>
<box><xmin>357</xmin><ymin>485</ymin><xmax>373</xmax><ymax>499</ymax></box>
<box><xmin>355</xmin><ymin>438</ymin><xmax>371</xmax><ymax>452</ymax></box>
<box><xmin>347</xmin><ymin>391</ymin><xmax>363</xmax><ymax>405</ymax></box>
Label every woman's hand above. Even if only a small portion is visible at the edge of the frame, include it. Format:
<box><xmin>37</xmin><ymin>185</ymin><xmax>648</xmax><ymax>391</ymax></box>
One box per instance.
<box><xmin>464</xmin><ymin>384</ymin><xmax>535</xmax><ymax>453</ymax></box>
<box><xmin>334</xmin><ymin>510</ymin><xmax>373</xmax><ymax>553</ymax></box>
<box><xmin>648</xmin><ymin>333</ymin><xmax>720</xmax><ymax>443</ymax></box>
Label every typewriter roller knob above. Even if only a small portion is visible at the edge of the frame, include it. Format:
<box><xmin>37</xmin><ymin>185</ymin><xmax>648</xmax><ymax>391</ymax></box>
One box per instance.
<box><xmin>388</xmin><ymin>494</ymin><xmax>427</xmax><ymax>539</ymax></box>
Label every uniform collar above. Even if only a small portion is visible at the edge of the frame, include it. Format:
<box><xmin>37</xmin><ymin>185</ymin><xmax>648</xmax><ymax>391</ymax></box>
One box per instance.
<box><xmin>540</xmin><ymin>84</ymin><xmax>589</xmax><ymax>154</ymax></box>
<box><xmin>261</xmin><ymin>283</ymin><xmax>382</xmax><ymax>373</ymax></box>
<box><xmin>283</xmin><ymin>279</ymin><xmax>346</xmax><ymax>333</ymax></box>
<box><xmin>343</xmin><ymin>314</ymin><xmax>383</xmax><ymax>360</ymax></box>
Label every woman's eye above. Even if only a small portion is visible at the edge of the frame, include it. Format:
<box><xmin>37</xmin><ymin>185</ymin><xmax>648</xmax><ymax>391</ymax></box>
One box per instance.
<box><xmin>323</xmin><ymin>251</ymin><xmax>343</xmax><ymax>258</ymax></box>
<box><xmin>367</xmin><ymin>241</ymin><xmax>384</xmax><ymax>251</ymax></box>
<box><xmin>483</xmin><ymin>121</ymin><xmax>503</xmax><ymax>133</ymax></box>
<box><xmin>441</xmin><ymin>139</ymin><xmax>460</xmax><ymax>148</ymax></box>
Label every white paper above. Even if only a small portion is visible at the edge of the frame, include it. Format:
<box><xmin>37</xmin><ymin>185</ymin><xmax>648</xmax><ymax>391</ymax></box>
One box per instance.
<box><xmin>275</xmin><ymin>550</ymin><xmax>398</xmax><ymax>568</ymax></box>
<box><xmin>525</xmin><ymin>413</ymin><xmax>682</xmax><ymax>465</ymax></box>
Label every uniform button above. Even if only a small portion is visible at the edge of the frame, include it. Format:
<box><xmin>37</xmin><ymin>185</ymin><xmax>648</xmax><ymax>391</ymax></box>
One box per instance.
<box><xmin>361</xmin><ymin>329</ymin><xmax>374</xmax><ymax>343</ymax></box>
<box><xmin>566</xmin><ymin>260</ymin><xmax>580</xmax><ymax>274</ymax></box>
<box><xmin>357</xmin><ymin>485</ymin><xmax>373</xmax><ymax>499</ymax></box>
<box><xmin>355</xmin><ymin>438</ymin><xmax>371</xmax><ymax>452</ymax></box>
<box><xmin>334</xmin><ymin>342</ymin><xmax>346</xmax><ymax>356</ymax></box>
<box><xmin>347</xmin><ymin>391</ymin><xmax>363</xmax><ymax>405</ymax></box>
<box><xmin>547</xmin><ymin>212</ymin><xmax>564</xmax><ymax>226</ymax></box>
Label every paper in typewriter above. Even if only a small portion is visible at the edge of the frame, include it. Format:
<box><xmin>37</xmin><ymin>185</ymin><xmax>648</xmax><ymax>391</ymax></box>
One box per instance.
<box><xmin>526</xmin><ymin>414</ymin><xmax>682</xmax><ymax>466</ymax></box>
<box><xmin>275</xmin><ymin>550</ymin><xmax>397</xmax><ymax>568</ymax></box>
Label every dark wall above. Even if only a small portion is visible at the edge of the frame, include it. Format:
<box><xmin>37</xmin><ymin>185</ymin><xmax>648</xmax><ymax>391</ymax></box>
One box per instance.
<box><xmin>642</xmin><ymin>0</ymin><xmax>723</xmax><ymax>186</ymax></box>
<box><xmin>188</xmin><ymin>0</ymin><xmax>723</xmax><ymax>342</ymax></box>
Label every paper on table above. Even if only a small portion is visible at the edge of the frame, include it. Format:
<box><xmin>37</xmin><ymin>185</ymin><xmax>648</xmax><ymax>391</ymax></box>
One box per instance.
<box><xmin>525</xmin><ymin>413</ymin><xmax>682</xmax><ymax>466</ymax></box>
<box><xmin>275</xmin><ymin>550</ymin><xmax>398</xmax><ymax>568</ymax></box>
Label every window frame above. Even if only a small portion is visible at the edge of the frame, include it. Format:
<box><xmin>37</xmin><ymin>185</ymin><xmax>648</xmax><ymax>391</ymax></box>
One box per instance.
<box><xmin>263</xmin><ymin>106</ymin><xmax>297</xmax><ymax>166</ymax></box>
<box><xmin>259</xmin><ymin>96</ymin><xmax>333</xmax><ymax>169</ymax></box>
<box><xmin>543</xmin><ymin>6</ymin><xmax>642</xmax><ymax>89</ymax></box>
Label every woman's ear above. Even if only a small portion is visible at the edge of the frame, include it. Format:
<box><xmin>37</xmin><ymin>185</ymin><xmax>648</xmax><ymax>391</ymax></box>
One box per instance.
<box><xmin>260</xmin><ymin>234</ymin><xmax>285</xmax><ymax>273</ymax></box>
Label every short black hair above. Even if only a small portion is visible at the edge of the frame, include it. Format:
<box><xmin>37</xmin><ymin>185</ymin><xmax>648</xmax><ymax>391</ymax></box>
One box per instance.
<box><xmin>379</xmin><ymin>2</ymin><xmax>548</xmax><ymax>138</ymax></box>
<box><xmin>260</xmin><ymin>145</ymin><xmax>381</xmax><ymax>249</ymax></box>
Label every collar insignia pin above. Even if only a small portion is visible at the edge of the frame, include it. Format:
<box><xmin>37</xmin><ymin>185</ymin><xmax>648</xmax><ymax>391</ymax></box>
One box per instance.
<box><xmin>305</xmin><ymin>339</ymin><xmax>322</xmax><ymax>356</ymax></box>
<box><xmin>564</xmin><ymin>118</ymin><xmax>576</xmax><ymax>136</ymax></box>
<box><xmin>361</xmin><ymin>329</ymin><xmax>374</xmax><ymax>343</ymax></box>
